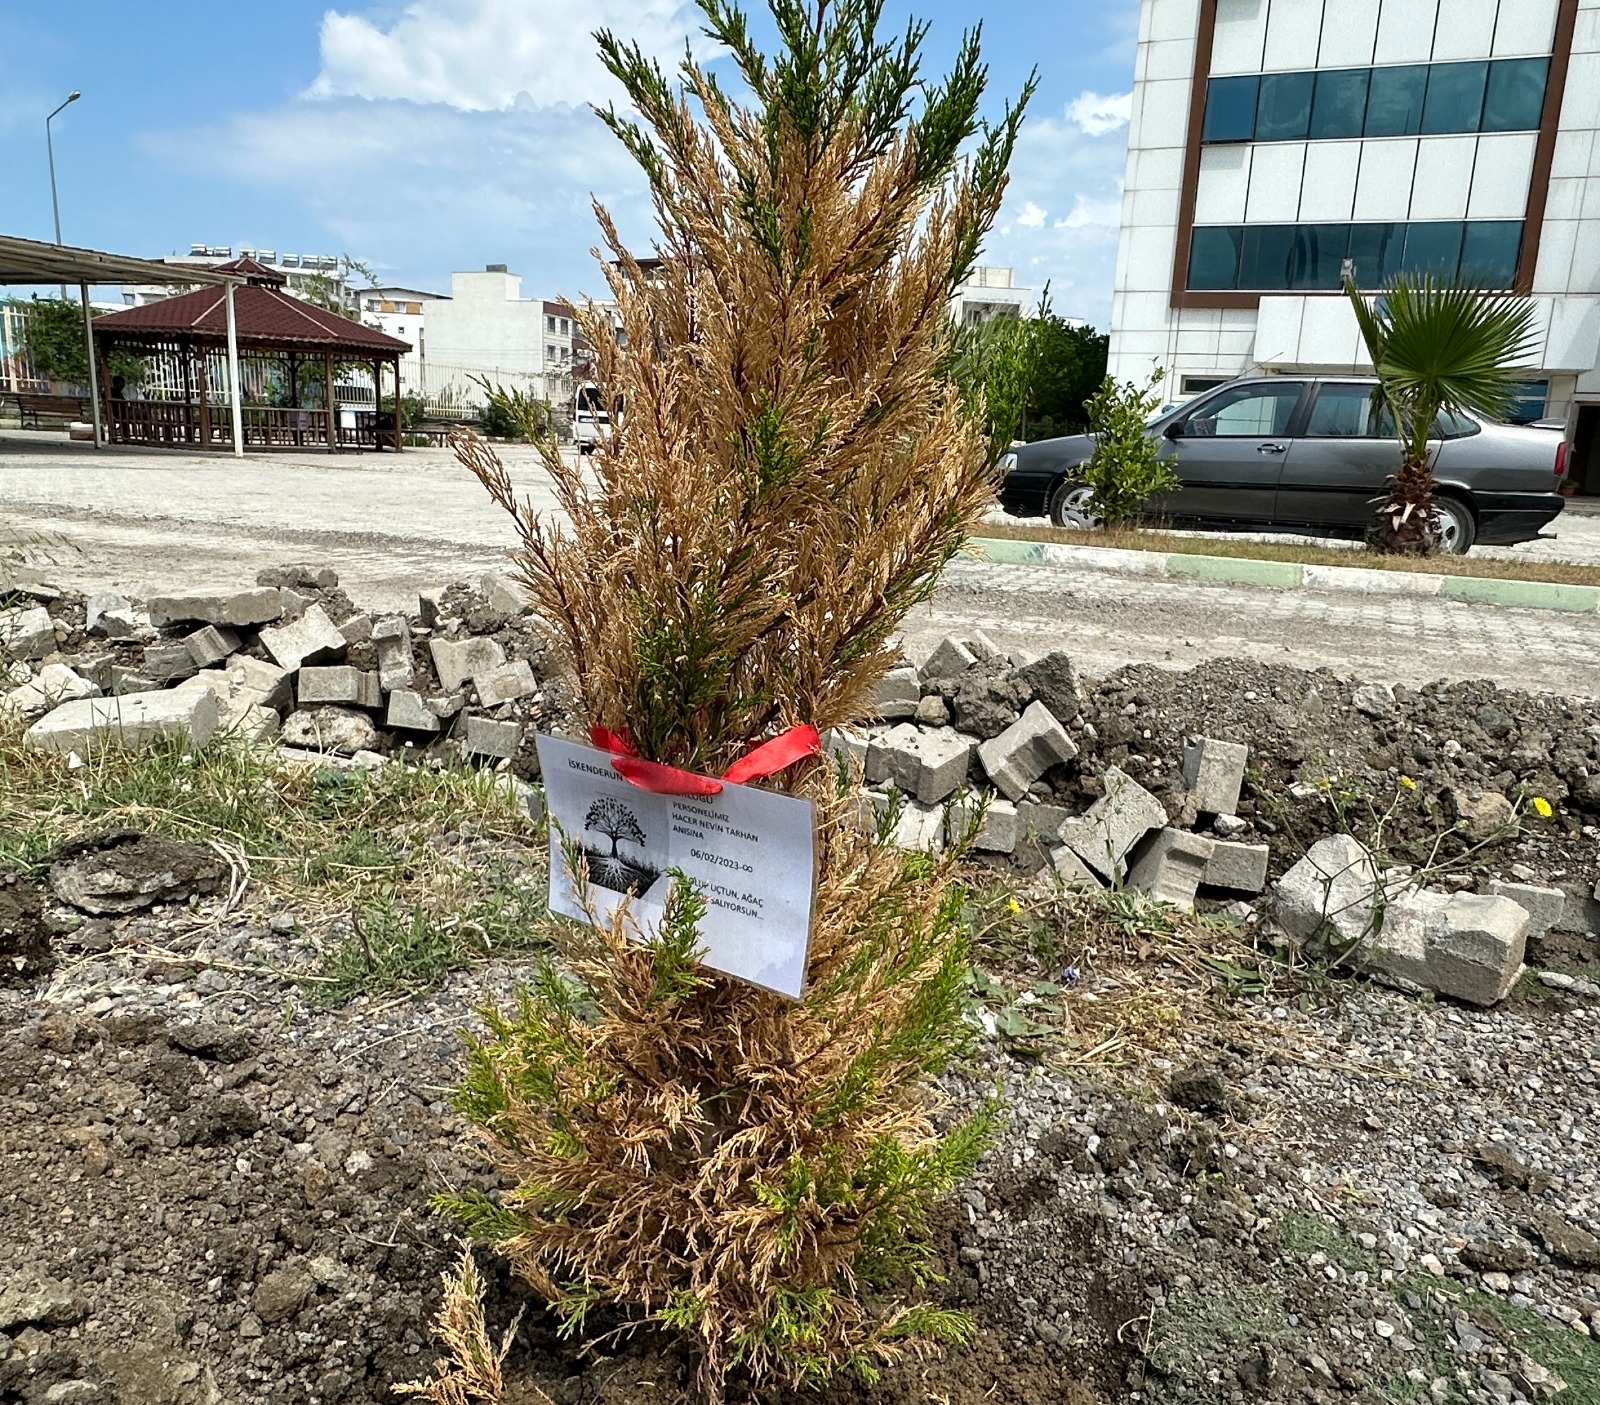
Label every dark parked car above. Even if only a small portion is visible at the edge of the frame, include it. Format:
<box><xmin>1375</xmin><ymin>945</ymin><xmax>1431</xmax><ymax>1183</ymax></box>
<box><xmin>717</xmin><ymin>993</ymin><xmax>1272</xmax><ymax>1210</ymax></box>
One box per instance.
<box><xmin>998</xmin><ymin>376</ymin><xmax>1569</xmax><ymax>553</ymax></box>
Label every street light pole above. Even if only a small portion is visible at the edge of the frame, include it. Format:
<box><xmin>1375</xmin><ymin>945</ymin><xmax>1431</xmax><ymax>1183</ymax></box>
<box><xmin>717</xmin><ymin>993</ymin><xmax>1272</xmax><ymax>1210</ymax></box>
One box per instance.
<box><xmin>46</xmin><ymin>90</ymin><xmax>81</xmax><ymax>298</ymax></box>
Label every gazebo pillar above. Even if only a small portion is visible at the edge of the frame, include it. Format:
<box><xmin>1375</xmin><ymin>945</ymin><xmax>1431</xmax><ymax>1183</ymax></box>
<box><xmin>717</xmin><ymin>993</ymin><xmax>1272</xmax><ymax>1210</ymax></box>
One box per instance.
<box><xmin>78</xmin><ymin>283</ymin><xmax>103</xmax><ymax>449</ymax></box>
<box><xmin>324</xmin><ymin>351</ymin><xmax>337</xmax><ymax>454</ymax></box>
<box><xmin>225</xmin><ymin>282</ymin><xmax>244</xmax><ymax>458</ymax></box>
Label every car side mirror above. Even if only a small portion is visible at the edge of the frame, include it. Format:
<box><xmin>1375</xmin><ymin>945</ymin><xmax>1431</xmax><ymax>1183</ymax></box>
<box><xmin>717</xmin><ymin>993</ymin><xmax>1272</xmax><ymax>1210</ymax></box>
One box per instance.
<box><xmin>1163</xmin><ymin>421</ymin><xmax>1184</xmax><ymax>440</ymax></box>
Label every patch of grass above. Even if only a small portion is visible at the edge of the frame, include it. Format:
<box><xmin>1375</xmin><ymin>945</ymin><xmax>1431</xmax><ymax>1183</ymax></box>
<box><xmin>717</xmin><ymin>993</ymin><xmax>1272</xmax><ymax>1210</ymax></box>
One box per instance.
<box><xmin>1148</xmin><ymin>1281</ymin><xmax>1294</xmax><ymax>1377</ymax></box>
<box><xmin>1276</xmin><ymin>1210</ymin><xmax>1377</xmax><ymax>1274</ymax></box>
<box><xmin>1456</xmin><ymin>1287</ymin><xmax>1600</xmax><ymax>1398</ymax></box>
<box><xmin>962</xmin><ymin>880</ymin><xmax>1308</xmax><ymax>1069</ymax></box>
<box><xmin>978</xmin><ymin>520</ymin><xmax>1600</xmax><ymax>587</ymax></box>
<box><xmin>0</xmin><ymin>720</ymin><xmax>549</xmax><ymax>996</ymax></box>
<box><xmin>310</xmin><ymin>860</ymin><xmax>548</xmax><ymax>1004</ymax></box>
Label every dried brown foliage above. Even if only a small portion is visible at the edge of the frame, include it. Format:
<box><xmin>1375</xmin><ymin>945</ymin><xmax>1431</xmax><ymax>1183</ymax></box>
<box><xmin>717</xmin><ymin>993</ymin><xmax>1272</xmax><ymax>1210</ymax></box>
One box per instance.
<box><xmin>398</xmin><ymin>1246</ymin><xmax>531</xmax><ymax>1405</ymax></box>
<box><xmin>444</xmin><ymin>1</ymin><xmax>1030</xmax><ymax>1397</ymax></box>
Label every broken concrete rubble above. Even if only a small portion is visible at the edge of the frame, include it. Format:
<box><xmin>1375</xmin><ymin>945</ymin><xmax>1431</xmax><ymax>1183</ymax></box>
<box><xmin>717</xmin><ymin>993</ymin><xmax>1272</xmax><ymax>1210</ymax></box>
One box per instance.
<box><xmin>259</xmin><ymin>605</ymin><xmax>347</xmax><ymax>673</ymax></box>
<box><xmin>1126</xmin><ymin>828</ymin><xmax>1214</xmax><ymax>909</ymax></box>
<box><xmin>146</xmin><ymin>588</ymin><xmax>284</xmax><ymax>630</ymax></box>
<box><xmin>1203</xmin><ymin>840</ymin><xmax>1270</xmax><ymax>895</ymax></box>
<box><xmin>1272</xmin><ymin>833</ymin><xmax>1379</xmax><ymax>947</ymax></box>
<box><xmin>371</xmin><ymin>616</ymin><xmax>416</xmax><ymax>692</ymax></box>
<box><xmin>183</xmin><ymin>624</ymin><xmax>241</xmax><ymax>669</ymax></box>
<box><xmin>23</xmin><ymin>687</ymin><xmax>219</xmax><ymax>754</ymax></box>
<box><xmin>977</xmin><ymin>701</ymin><xmax>1079</xmax><ymax>802</ymax></box>
<box><xmin>386</xmin><ymin>689</ymin><xmax>442</xmax><ymax>734</ymax></box>
<box><xmin>280</xmin><ymin>706</ymin><xmax>380</xmax><ymax>757</ymax></box>
<box><xmin>0</xmin><ymin>604</ymin><xmax>56</xmax><ymax>661</ymax></box>
<box><xmin>1062</xmin><ymin>765</ymin><xmax>1166</xmax><ymax>881</ymax></box>
<box><xmin>476</xmin><ymin>659</ymin><xmax>536</xmax><ymax>706</ymax></box>
<box><xmin>462</xmin><ymin>715</ymin><xmax>520</xmax><ymax>759</ymax></box>
<box><xmin>948</xmin><ymin>793</ymin><xmax>1019</xmax><ymax>853</ymax></box>
<box><xmin>3</xmin><ymin>664</ymin><xmax>99</xmax><ymax>719</ymax></box>
<box><xmin>870</xmin><ymin>664</ymin><xmax>920</xmax><ymax>720</ymax></box>
<box><xmin>297</xmin><ymin>666</ymin><xmax>377</xmax><ymax>708</ymax></box>
<box><xmin>429</xmin><ymin>635</ymin><xmax>505</xmax><ymax>693</ymax></box>
<box><xmin>1368</xmin><ymin>888</ymin><xmax>1530</xmax><ymax>1007</ymax></box>
<box><xmin>1181</xmin><ymin>737</ymin><xmax>1247</xmax><ymax>817</ymax></box>
<box><xmin>865</xmin><ymin>723</ymin><xmax>973</xmax><ymax>805</ymax></box>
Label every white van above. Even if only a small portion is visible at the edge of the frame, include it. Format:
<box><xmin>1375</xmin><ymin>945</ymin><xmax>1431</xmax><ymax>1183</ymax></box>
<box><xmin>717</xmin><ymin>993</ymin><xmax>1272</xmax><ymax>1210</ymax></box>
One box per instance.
<box><xmin>573</xmin><ymin>383</ymin><xmax>620</xmax><ymax>455</ymax></box>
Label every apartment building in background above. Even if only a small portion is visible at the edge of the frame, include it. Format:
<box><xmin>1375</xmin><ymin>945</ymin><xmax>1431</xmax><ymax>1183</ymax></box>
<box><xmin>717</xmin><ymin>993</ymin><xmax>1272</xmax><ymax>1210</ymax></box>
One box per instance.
<box><xmin>951</xmin><ymin>267</ymin><xmax>1033</xmax><ymax>324</ymax></box>
<box><xmin>410</xmin><ymin>266</ymin><xmax>581</xmax><ymax>412</ymax></box>
<box><xmin>1109</xmin><ymin>0</ymin><xmax>1600</xmax><ymax>490</ymax></box>
<box><xmin>123</xmin><ymin>245</ymin><xmax>360</xmax><ymax>312</ymax></box>
<box><xmin>359</xmin><ymin>286</ymin><xmax>448</xmax><ymax>357</ymax></box>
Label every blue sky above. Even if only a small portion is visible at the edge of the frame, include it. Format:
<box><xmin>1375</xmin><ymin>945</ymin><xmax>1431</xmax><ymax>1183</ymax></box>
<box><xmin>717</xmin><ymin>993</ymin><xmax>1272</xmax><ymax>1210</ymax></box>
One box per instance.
<box><xmin>3</xmin><ymin>0</ymin><xmax>1140</xmax><ymax>325</ymax></box>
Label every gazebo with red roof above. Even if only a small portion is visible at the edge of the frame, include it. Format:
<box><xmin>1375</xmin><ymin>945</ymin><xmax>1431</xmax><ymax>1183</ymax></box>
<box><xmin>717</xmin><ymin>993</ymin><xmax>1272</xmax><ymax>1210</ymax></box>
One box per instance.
<box><xmin>91</xmin><ymin>258</ymin><xmax>412</xmax><ymax>452</ymax></box>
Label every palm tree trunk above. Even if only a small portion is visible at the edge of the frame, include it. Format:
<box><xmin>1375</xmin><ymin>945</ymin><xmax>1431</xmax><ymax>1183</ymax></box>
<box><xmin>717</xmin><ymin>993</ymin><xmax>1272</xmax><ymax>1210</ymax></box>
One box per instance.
<box><xmin>1371</xmin><ymin>451</ymin><xmax>1440</xmax><ymax>555</ymax></box>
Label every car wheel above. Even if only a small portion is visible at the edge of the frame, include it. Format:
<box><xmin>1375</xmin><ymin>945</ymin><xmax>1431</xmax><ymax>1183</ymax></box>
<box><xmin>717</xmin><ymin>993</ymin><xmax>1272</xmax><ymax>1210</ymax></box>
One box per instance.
<box><xmin>1431</xmin><ymin>496</ymin><xmax>1476</xmax><ymax>554</ymax></box>
<box><xmin>1048</xmin><ymin>480</ymin><xmax>1102</xmax><ymax>530</ymax></box>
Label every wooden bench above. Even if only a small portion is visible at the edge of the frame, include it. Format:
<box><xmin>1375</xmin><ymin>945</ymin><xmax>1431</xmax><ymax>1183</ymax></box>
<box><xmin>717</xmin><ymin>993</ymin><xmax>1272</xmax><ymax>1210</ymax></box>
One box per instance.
<box><xmin>17</xmin><ymin>393</ymin><xmax>88</xmax><ymax>429</ymax></box>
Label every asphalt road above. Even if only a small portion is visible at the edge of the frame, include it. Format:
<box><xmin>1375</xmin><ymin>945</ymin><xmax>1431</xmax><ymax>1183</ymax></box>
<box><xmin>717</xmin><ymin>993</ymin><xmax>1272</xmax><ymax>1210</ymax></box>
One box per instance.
<box><xmin>3</xmin><ymin>431</ymin><xmax>1597</xmax><ymax>697</ymax></box>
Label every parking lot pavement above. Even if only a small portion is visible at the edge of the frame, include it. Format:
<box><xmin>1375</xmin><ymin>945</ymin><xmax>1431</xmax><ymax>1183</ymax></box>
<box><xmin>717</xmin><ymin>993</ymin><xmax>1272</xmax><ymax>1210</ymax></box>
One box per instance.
<box><xmin>909</xmin><ymin>559</ymin><xmax>1600</xmax><ymax>699</ymax></box>
<box><xmin>3</xmin><ymin>431</ymin><xmax>1595</xmax><ymax>696</ymax></box>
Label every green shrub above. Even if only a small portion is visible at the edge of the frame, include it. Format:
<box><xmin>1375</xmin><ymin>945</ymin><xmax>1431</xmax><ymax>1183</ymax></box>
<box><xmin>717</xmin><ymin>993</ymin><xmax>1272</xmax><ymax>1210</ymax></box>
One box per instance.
<box><xmin>1080</xmin><ymin>368</ymin><xmax>1177</xmax><ymax>526</ymax></box>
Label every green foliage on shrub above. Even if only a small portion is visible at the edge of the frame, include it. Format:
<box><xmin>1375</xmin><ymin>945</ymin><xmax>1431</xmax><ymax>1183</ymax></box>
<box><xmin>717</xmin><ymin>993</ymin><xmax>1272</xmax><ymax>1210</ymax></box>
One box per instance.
<box><xmin>473</xmin><ymin>377</ymin><xmax>550</xmax><ymax>442</ymax></box>
<box><xmin>1080</xmin><ymin>367</ymin><xmax>1178</xmax><ymax>526</ymax></box>
<box><xmin>13</xmin><ymin>297</ymin><xmax>145</xmax><ymax>387</ymax></box>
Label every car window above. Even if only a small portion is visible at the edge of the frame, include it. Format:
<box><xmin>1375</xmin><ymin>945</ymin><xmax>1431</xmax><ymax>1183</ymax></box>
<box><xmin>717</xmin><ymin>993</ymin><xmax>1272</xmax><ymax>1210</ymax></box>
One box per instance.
<box><xmin>1365</xmin><ymin>403</ymin><xmax>1480</xmax><ymax>439</ymax></box>
<box><xmin>1303</xmin><ymin>384</ymin><xmax>1383</xmax><ymax>437</ymax></box>
<box><xmin>1182</xmin><ymin>383</ymin><xmax>1304</xmax><ymax>437</ymax></box>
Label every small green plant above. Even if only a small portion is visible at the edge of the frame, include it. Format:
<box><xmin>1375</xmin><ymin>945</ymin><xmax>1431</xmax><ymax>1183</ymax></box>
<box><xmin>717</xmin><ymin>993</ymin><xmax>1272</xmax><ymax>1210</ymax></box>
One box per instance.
<box><xmin>1079</xmin><ymin>367</ymin><xmax>1177</xmax><ymax>526</ymax></box>
<box><xmin>473</xmin><ymin>377</ymin><xmax>550</xmax><ymax>442</ymax></box>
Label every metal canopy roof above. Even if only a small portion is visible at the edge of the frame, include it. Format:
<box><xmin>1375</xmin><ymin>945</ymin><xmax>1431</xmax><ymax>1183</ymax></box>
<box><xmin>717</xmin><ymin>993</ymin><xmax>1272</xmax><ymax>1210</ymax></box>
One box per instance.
<box><xmin>0</xmin><ymin>233</ymin><xmax>242</xmax><ymax>288</ymax></box>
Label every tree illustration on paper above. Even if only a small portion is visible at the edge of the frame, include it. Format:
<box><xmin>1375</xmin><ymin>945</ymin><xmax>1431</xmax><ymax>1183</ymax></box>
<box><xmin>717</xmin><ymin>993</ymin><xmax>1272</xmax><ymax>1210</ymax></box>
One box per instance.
<box><xmin>584</xmin><ymin>796</ymin><xmax>645</xmax><ymax>858</ymax></box>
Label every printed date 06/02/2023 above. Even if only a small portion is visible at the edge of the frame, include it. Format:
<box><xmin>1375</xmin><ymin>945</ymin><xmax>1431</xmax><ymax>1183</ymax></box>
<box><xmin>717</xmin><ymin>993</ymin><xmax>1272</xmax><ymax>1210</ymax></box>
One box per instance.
<box><xmin>691</xmin><ymin>848</ymin><xmax>754</xmax><ymax>873</ymax></box>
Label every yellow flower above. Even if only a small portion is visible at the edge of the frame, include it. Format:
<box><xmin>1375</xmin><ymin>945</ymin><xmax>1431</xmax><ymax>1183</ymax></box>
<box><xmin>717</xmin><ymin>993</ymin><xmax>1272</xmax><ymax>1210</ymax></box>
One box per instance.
<box><xmin>1531</xmin><ymin>796</ymin><xmax>1553</xmax><ymax>818</ymax></box>
<box><xmin>1006</xmin><ymin>898</ymin><xmax>1022</xmax><ymax>915</ymax></box>
<box><xmin>1399</xmin><ymin>776</ymin><xmax>1416</xmax><ymax>790</ymax></box>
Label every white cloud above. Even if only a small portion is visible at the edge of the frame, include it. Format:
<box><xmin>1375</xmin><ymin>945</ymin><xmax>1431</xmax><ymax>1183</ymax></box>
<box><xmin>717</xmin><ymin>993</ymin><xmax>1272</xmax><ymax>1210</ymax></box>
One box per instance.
<box><xmin>1066</xmin><ymin>89</ymin><xmax>1133</xmax><ymax>137</ymax></box>
<box><xmin>1015</xmin><ymin>200</ymin><xmax>1047</xmax><ymax>229</ymax></box>
<box><xmin>307</xmin><ymin>0</ymin><xmax>703</xmax><ymax>111</ymax></box>
<box><xmin>1052</xmin><ymin>196</ymin><xmax>1122</xmax><ymax>230</ymax></box>
<box><xmin>142</xmin><ymin>99</ymin><xmax>651</xmax><ymax>299</ymax></box>
<box><xmin>981</xmin><ymin>98</ymin><xmax>1131</xmax><ymax>329</ymax></box>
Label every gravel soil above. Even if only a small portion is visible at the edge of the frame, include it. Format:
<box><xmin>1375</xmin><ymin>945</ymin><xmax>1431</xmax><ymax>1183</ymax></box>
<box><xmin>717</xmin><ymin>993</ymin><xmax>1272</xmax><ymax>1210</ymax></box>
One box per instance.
<box><xmin>4</xmin><ymin>655</ymin><xmax>1600</xmax><ymax>1405</ymax></box>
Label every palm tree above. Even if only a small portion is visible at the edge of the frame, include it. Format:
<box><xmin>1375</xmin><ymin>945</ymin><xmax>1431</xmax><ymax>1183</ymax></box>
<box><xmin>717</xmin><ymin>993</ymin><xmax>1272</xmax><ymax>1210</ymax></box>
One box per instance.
<box><xmin>1345</xmin><ymin>275</ymin><xmax>1538</xmax><ymax>555</ymax></box>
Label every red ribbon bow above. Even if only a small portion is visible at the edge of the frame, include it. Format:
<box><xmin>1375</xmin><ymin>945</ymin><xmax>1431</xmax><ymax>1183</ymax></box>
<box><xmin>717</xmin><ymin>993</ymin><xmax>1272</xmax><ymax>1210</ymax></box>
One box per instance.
<box><xmin>589</xmin><ymin>724</ymin><xmax>822</xmax><ymax>796</ymax></box>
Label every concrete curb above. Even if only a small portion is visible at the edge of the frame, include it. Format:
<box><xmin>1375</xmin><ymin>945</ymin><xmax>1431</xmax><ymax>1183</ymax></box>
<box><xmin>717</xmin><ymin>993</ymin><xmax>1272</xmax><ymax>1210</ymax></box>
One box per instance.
<box><xmin>967</xmin><ymin>537</ymin><xmax>1600</xmax><ymax>615</ymax></box>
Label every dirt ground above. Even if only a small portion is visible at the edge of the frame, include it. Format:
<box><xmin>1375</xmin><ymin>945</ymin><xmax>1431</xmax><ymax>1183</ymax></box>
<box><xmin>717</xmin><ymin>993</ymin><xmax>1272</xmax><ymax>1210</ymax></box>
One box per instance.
<box><xmin>5</xmin><ymin>628</ymin><xmax>1600</xmax><ymax>1405</ymax></box>
<box><xmin>5</xmin><ymin>431</ymin><xmax>1599</xmax><ymax>698</ymax></box>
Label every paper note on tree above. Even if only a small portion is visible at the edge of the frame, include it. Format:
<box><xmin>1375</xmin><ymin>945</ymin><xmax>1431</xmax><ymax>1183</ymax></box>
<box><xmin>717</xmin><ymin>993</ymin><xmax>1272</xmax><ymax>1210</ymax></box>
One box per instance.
<box><xmin>534</xmin><ymin>734</ymin><xmax>817</xmax><ymax>998</ymax></box>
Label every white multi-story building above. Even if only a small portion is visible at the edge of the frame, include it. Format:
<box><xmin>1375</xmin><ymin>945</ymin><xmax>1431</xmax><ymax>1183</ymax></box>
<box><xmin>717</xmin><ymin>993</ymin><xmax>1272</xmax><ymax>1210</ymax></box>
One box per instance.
<box><xmin>415</xmin><ymin>266</ymin><xmax>580</xmax><ymax>411</ymax></box>
<box><xmin>1109</xmin><ymin>0</ymin><xmax>1600</xmax><ymax>487</ymax></box>
<box><xmin>123</xmin><ymin>245</ymin><xmax>359</xmax><ymax>312</ymax></box>
<box><xmin>951</xmin><ymin>266</ymin><xmax>1032</xmax><ymax>324</ymax></box>
<box><xmin>357</xmin><ymin>286</ymin><xmax>448</xmax><ymax>357</ymax></box>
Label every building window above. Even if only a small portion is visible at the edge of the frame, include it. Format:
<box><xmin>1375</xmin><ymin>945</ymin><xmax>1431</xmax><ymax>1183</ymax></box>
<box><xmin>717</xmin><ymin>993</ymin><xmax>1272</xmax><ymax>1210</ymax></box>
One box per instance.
<box><xmin>1202</xmin><ymin>58</ymin><xmax>1546</xmax><ymax>145</ymax></box>
<box><xmin>1202</xmin><ymin>75</ymin><xmax>1259</xmax><ymax>143</ymax></box>
<box><xmin>1179</xmin><ymin>375</ymin><xmax>1230</xmax><ymax>395</ymax></box>
<box><xmin>1187</xmin><ymin>220</ymin><xmax>1522</xmax><ymax>292</ymax></box>
<box><xmin>546</xmin><ymin>315</ymin><xmax>556</xmax><ymax>332</ymax></box>
<box><xmin>1188</xmin><ymin>226</ymin><xmax>1245</xmax><ymax>289</ymax></box>
<box><xmin>1256</xmin><ymin>71</ymin><xmax>1314</xmax><ymax>142</ymax></box>
<box><xmin>1308</xmin><ymin>68</ymin><xmax>1372</xmax><ymax>140</ymax></box>
<box><xmin>1504</xmin><ymin>380</ymin><xmax>1549</xmax><ymax>423</ymax></box>
<box><xmin>1483</xmin><ymin>57</ymin><xmax>1549</xmax><ymax>131</ymax></box>
<box><xmin>1421</xmin><ymin>61</ymin><xmax>1487</xmax><ymax>135</ymax></box>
